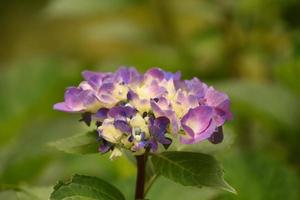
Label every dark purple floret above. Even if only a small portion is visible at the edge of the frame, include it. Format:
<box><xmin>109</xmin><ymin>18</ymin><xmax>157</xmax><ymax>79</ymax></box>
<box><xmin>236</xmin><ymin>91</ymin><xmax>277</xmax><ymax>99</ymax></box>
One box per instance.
<box><xmin>98</xmin><ymin>137</ymin><xmax>113</xmax><ymax>154</ymax></box>
<box><xmin>147</xmin><ymin>139</ymin><xmax>158</xmax><ymax>152</ymax></box>
<box><xmin>114</xmin><ymin>120</ymin><xmax>132</xmax><ymax>134</ymax></box>
<box><xmin>127</xmin><ymin>91</ymin><xmax>133</xmax><ymax>101</ymax></box>
<box><xmin>149</xmin><ymin>116</ymin><xmax>171</xmax><ymax>145</ymax></box>
<box><xmin>108</xmin><ymin>105</ymin><xmax>137</xmax><ymax>119</ymax></box>
<box><xmin>162</xmin><ymin>138</ymin><xmax>172</xmax><ymax>149</ymax></box>
<box><xmin>208</xmin><ymin>126</ymin><xmax>224</xmax><ymax>144</ymax></box>
<box><xmin>140</xmin><ymin>132</ymin><xmax>146</xmax><ymax>140</ymax></box>
<box><xmin>95</xmin><ymin>108</ymin><xmax>109</xmax><ymax>121</ymax></box>
<box><xmin>128</xmin><ymin>135</ymin><xmax>134</xmax><ymax>142</ymax></box>
<box><xmin>127</xmin><ymin>90</ymin><xmax>138</xmax><ymax>101</ymax></box>
<box><xmin>79</xmin><ymin>112</ymin><xmax>92</xmax><ymax>126</ymax></box>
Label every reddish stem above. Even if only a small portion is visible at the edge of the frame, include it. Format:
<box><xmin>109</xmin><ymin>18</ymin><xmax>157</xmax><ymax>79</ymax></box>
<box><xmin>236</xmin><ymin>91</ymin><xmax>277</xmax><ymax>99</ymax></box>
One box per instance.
<box><xmin>135</xmin><ymin>153</ymin><xmax>147</xmax><ymax>200</ymax></box>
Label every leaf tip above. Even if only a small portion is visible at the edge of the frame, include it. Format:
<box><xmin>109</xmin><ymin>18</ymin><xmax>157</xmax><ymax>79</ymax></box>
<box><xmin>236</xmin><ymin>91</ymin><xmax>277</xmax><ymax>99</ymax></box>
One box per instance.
<box><xmin>220</xmin><ymin>181</ymin><xmax>237</xmax><ymax>194</ymax></box>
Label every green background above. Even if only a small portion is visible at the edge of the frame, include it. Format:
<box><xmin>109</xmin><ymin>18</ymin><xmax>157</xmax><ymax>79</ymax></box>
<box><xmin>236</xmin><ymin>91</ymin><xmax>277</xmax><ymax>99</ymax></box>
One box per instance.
<box><xmin>0</xmin><ymin>0</ymin><xmax>300</xmax><ymax>199</ymax></box>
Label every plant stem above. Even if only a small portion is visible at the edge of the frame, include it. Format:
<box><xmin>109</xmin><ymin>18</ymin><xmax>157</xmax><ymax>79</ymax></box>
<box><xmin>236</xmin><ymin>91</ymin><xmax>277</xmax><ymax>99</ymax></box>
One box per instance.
<box><xmin>135</xmin><ymin>153</ymin><xmax>148</xmax><ymax>200</ymax></box>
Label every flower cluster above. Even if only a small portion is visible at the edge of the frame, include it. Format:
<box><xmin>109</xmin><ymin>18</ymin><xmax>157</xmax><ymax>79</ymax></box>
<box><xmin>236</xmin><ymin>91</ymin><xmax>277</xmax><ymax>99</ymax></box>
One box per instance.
<box><xmin>54</xmin><ymin>67</ymin><xmax>232</xmax><ymax>159</ymax></box>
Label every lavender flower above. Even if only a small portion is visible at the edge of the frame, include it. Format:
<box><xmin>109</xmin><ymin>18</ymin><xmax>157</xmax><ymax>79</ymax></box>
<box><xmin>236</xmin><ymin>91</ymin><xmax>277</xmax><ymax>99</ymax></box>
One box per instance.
<box><xmin>54</xmin><ymin>67</ymin><xmax>232</xmax><ymax>159</ymax></box>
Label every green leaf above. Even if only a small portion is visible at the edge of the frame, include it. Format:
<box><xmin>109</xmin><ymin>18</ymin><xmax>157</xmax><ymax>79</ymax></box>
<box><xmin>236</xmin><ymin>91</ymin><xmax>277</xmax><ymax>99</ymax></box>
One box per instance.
<box><xmin>151</xmin><ymin>151</ymin><xmax>236</xmax><ymax>194</ymax></box>
<box><xmin>144</xmin><ymin>158</ymin><xmax>159</xmax><ymax>195</ymax></box>
<box><xmin>50</xmin><ymin>174</ymin><xmax>125</xmax><ymax>200</ymax></box>
<box><xmin>148</xmin><ymin>176</ymin><xmax>221</xmax><ymax>200</ymax></box>
<box><xmin>49</xmin><ymin>131</ymin><xmax>99</xmax><ymax>154</ymax></box>
<box><xmin>0</xmin><ymin>185</ymin><xmax>52</xmax><ymax>200</ymax></box>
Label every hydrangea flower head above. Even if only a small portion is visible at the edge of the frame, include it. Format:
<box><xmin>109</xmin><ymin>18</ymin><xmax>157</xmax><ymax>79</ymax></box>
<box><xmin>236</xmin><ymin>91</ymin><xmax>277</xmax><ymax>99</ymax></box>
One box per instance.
<box><xmin>54</xmin><ymin>67</ymin><xmax>232</xmax><ymax>159</ymax></box>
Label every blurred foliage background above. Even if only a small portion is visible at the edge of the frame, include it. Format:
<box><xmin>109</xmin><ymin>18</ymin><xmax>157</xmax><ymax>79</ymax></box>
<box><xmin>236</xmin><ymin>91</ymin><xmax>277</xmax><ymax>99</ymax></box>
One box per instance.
<box><xmin>0</xmin><ymin>0</ymin><xmax>300</xmax><ymax>199</ymax></box>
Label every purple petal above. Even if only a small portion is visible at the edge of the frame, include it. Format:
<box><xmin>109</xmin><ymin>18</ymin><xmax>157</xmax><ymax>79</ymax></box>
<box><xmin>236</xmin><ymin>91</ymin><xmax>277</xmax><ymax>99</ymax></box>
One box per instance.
<box><xmin>204</xmin><ymin>87</ymin><xmax>228</xmax><ymax>106</ymax></box>
<box><xmin>184</xmin><ymin>78</ymin><xmax>208</xmax><ymax>99</ymax></box>
<box><xmin>151</xmin><ymin>116</ymin><xmax>170</xmax><ymax>133</ymax></box>
<box><xmin>81</xmin><ymin>90</ymin><xmax>99</xmax><ymax>107</ymax></box>
<box><xmin>127</xmin><ymin>90</ymin><xmax>151</xmax><ymax>113</ymax></box>
<box><xmin>205</xmin><ymin>87</ymin><xmax>232</xmax><ymax>121</ymax></box>
<box><xmin>149</xmin><ymin>116</ymin><xmax>171</xmax><ymax>144</ymax></box>
<box><xmin>64</xmin><ymin>87</ymin><xmax>85</xmax><ymax>109</ymax></box>
<box><xmin>115</xmin><ymin>67</ymin><xmax>142</xmax><ymax>84</ymax></box>
<box><xmin>148</xmin><ymin>80</ymin><xmax>167</xmax><ymax>98</ymax></box>
<box><xmin>144</xmin><ymin>68</ymin><xmax>165</xmax><ymax>81</ymax></box>
<box><xmin>94</xmin><ymin>108</ymin><xmax>109</xmax><ymax>121</ymax></box>
<box><xmin>54</xmin><ymin>87</ymin><xmax>98</xmax><ymax>112</ymax></box>
<box><xmin>173</xmin><ymin>91</ymin><xmax>199</xmax><ymax>115</ymax></box>
<box><xmin>126</xmin><ymin>90</ymin><xmax>136</xmax><ymax>101</ymax></box>
<box><xmin>99</xmin><ymin>83</ymin><xmax>114</xmax><ymax>93</ymax></box>
<box><xmin>114</xmin><ymin>120</ymin><xmax>132</xmax><ymax>133</ymax></box>
<box><xmin>82</xmin><ymin>70</ymin><xmax>107</xmax><ymax>80</ymax></box>
<box><xmin>180</xmin><ymin>106</ymin><xmax>216</xmax><ymax>144</ymax></box>
<box><xmin>82</xmin><ymin>70</ymin><xmax>113</xmax><ymax>90</ymax></box>
<box><xmin>97</xmin><ymin>94</ymin><xmax>117</xmax><ymax>106</ymax></box>
<box><xmin>148</xmin><ymin>139</ymin><xmax>158</xmax><ymax>152</ymax></box>
<box><xmin>108</xmin><ymin>105</ymin><xmax>137</xmax><ymax>119</ymax></box>
<box><xmin>150</xmin><ymin>98</ymin><xmax>179</xmax><ymax>134</ymax></box>
<box><xmin>150</xmin><ymin>98</ymin><xmax>168</xmax><ymax>115</ymax></box>
<box><xmin>96</xmin><ymin>83</ymin><xmax>118</xmax><ymax>106</ymax></box>
<box><xmin>98</xmin><ymin>139</ymin><xmax>113</xmax><ymax>154</ymax></box>
<box><xmin>165</xmin><ymin>110</ymin><xmax>180</xmax><ymax>134</ymax></box>
<box><xmin>163</xmin><ymin>70</ymin><xmax>181</xmax><ymax>81</ymax></box>
<box><xmin>193</xmin><ymin>119</ymin><xmax>217</xmax><ymax>142</ymax></box>
<box><xmin>179</xmin><ymin>136</ymin><xmax>195</xmax><ymax>144</ymax></box>
<box><xmin>54</xmin><ymin>83</ymin><xmax>100</xmax><ymax>112</ymax></box>
<box><xmin>53</xmin><ymin>102</ymin><xmax>80</xmax><ymax>112</ymax></box>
